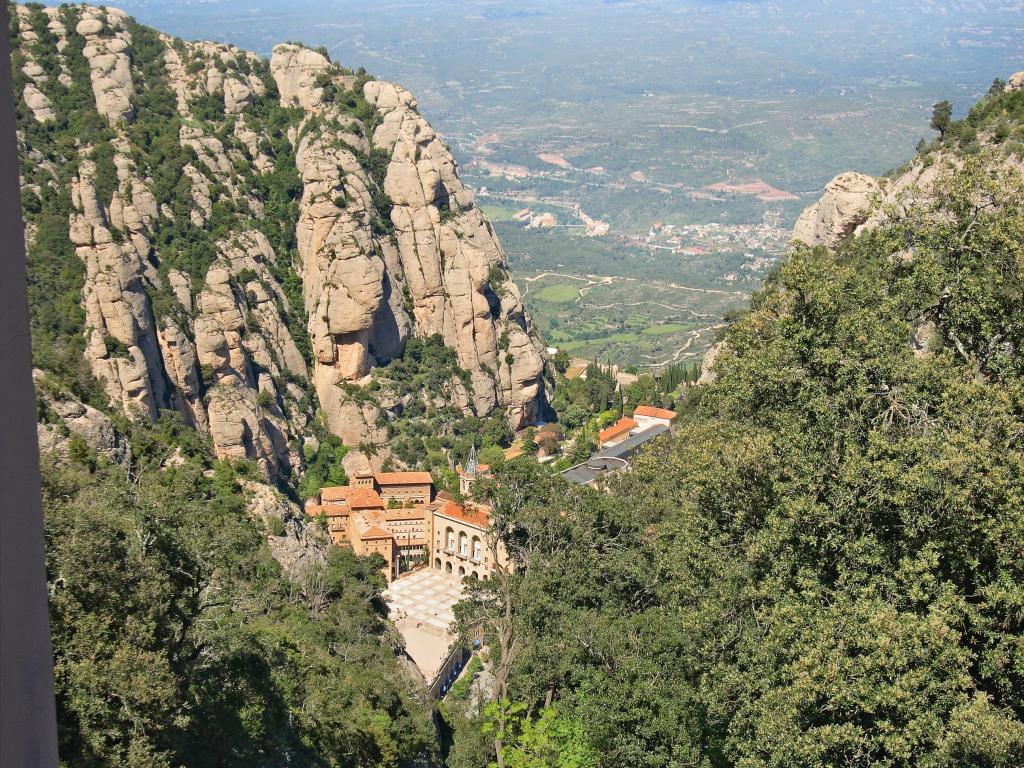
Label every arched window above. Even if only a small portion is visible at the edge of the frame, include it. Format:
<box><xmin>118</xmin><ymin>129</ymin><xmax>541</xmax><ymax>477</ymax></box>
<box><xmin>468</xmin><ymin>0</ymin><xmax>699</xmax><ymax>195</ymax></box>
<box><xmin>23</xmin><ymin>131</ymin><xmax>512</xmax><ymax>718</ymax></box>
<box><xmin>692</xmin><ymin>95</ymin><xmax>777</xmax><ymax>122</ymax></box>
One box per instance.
<box><xmin>445</xmin><ymin>527</ymin><xmax>455</xmax><ymax>552</ymax></box>
<box><xmin>471</xmin><ymin>571</ymin><xmax>479</xmax><ymax>580</ymax></box>
<box><xmin>471</xmin><ymin>537</ymin><xmax>482</xmax><ymax>562</ymax></box>
<box><xmin>445</xmin><ymin>561</ymin><xmax>452</xmax><ymax>574</ymax></box>
<box><xmin>458</xmin><ymin>532</ymin><xmax>468</xmax><ymax>556</ymax></box>
<box><xmin>434</xmin><ymin>557</ymin><xmax>442</xmax><ymax>570</ymax></box>
<box><xmin>458</xmin><ymin>566</ymin><xmax>466</xmax><ymax>576</ymax></box>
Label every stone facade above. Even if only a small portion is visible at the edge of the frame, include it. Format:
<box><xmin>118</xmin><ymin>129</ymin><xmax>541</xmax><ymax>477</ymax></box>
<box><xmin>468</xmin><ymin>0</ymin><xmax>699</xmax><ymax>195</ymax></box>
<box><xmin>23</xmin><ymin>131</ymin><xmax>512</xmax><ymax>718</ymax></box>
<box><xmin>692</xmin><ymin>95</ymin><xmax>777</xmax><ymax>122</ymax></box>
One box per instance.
<box><xmin>308</xmin><ymin>466</ymin><xmax>506</xmax><ymax>582</ymax></box>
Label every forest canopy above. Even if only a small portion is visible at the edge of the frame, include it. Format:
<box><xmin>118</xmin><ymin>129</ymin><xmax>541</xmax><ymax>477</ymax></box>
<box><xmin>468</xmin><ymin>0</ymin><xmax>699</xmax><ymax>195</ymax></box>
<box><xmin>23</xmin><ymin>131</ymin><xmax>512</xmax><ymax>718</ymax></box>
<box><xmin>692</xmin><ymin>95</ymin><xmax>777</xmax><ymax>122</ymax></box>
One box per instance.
<box><xmin>455</xmin><ymin>155</ymin><xmax>1024</xmax><ymax>768</ymax></box>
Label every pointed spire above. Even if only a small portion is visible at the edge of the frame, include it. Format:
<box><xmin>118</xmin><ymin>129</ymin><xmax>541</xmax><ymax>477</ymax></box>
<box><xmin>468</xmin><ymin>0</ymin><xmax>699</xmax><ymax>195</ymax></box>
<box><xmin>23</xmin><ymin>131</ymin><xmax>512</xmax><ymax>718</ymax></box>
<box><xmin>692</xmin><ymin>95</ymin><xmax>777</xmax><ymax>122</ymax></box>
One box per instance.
<box><xmin>465</xmin><ymin>442</ymin><xmax>480</xmax><ymax>477</ymax></box>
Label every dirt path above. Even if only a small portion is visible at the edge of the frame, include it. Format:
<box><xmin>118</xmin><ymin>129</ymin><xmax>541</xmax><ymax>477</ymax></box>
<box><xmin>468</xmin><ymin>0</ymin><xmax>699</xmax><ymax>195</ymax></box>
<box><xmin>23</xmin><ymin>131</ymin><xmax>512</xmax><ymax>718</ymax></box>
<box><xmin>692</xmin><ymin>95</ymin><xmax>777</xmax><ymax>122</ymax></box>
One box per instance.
<box><xmin>520</xmin><ymin>272</ymin><xmax>745</xmax><ymax>302</ymax></box>
<box><xmin>586</xmin><ymin>301</ymin><xmax>714</xmax><ymax>318</ymax></box>
<box><xmin>637</xmin><ymin>323</ymin><xmax>727</xmax><ymax>367</ymax></box>
<box><xmin>520</xmin><ymin>272</ymin><xmax>614</xmax><ymax>300</ymax></box>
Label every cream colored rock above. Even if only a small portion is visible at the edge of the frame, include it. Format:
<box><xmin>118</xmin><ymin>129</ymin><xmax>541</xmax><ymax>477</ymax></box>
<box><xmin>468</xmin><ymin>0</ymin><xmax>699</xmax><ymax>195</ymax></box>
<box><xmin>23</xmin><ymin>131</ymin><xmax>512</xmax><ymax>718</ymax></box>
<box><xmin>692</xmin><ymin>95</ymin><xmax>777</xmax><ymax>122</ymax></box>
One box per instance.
<box><xmin>77</xmin><ymin>12</ymin><xmax>135</xmax><ymax>123</ymax></box>
<box><xmin>223</xmin><ymin>77</ymin><xmax>253</xmax><ymax>114</ymax></box>
<box><xmin>294</xmin><ymin>127</ymin><xmax>390</xmax><ymax>388</ymax></box>
<box><xmin>243</xmin><ymin>479</ymin><xmax>329</xmax><ymax>584</ymax></box>
<box><xmin>1006</xmin><ymin>72</ymin><xmax>1024</xmax><ymax>92</ymax></box>
<box><xmin>72</xmin><ymin>159</ymin><xmax>168</xmax><ymax>421</ymax></box>
<box><xmin>911</xmin><ymin>317</ymin><xmax>940</xmax><ymax>359</ymax></box>
<box><xmin>793</xmin><ymin>171</ymin><xmax>880</xmax><ymax>248</ymax></box>
<box><xmin>22</xmin><ymin>61</ymin><xmax>45</xmax><ymax>81</ymax></box>
<box><xmin>206</xmin><ymin>382</ymin><xmax>280</xmax><ymax>477</ymax></box>
<box><xmin>233</xmin><ymin>117</ymin><xmax>275</xmax><ymax>173</ymax></box>
<box><xmin>364</xmin><ymin>78</ymin><xmax>547</xmax><ymax>427</ymax></box>
<box><xmin>698</xmin><ymin>341</ymin><xmax>726</xmax><ymax>385</ymax></box>
<box><xmin>34</xmin><ymin>370</ymin><xmax>131</xmax><ymax>467</ymax></box>
<box><xmin>158</xmin><ymin>318</ymin><xmax>208</xmax><ymax>431</ymax></box>
<box><xmin>23</xmin><ymin>84</ymin><xmax>56</xmax><ymax>122</ymax></box>
<box><xmin>270</xmin><ymin>44</ymin><xmax>329</xmax><ymax>110</ymax></box>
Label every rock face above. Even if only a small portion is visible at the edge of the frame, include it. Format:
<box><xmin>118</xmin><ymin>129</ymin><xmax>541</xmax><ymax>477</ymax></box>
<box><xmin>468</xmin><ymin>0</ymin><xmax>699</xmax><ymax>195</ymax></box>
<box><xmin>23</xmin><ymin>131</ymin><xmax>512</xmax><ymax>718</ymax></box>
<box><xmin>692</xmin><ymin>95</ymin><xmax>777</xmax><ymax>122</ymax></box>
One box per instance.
<box><xmin>244</xmin><ymin>479</ymin><xmax>330</xmax><ymax>584</ymax></box>
<box><xmin>698</xmin><ymin>341</ymin><xmax>726</xmax><ymax>385</ymax></box>
<box><xmin>1007</xmin><ymin>72</ymin><xmax>1024</xmax><ymax>92</ymax></box>
<box><xmin>279</xmin><ymin>66</ymin><xmax>548</xmax><ymax>440</ymax></box>
<box><xmin>15</xmin><ymin>4</ymin><xmax>549</xmax><ymax>483</ymax></box>
<box><xmin>76</xmin><ymin>7</ymin><xmax>135</xmax><ymax>123</ymax></box>
<box><xmin>792</xmin><ymin>171</ymin><xmax>880</xmax><ymax>248</ymax></box>
<box><xmin>364</xmin><ymin>80</ymin><xmax>546</xmax><ymax>427</ymax></box>
<box><xmin>34</xmin><ymin>370</ymin><xmax>132</xmax><ymax>467</ymax></box>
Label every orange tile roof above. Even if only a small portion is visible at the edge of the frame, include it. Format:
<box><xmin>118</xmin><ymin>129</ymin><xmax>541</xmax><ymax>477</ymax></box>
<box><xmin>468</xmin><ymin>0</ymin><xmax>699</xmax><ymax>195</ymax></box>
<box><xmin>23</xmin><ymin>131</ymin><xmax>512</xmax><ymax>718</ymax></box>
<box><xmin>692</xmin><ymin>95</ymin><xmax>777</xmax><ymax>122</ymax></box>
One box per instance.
<box><xmin>305</xmin><ymin>503</ymin><xmax>326</xmax><ymax>516</ymax></box>
<box><xmin>321</xmin><ymin>486</ymin><xmax>384</xmax><ymax>509</ymax></box>
<box><xmin>385</xmin><ymin>508</ymin><xmax>428</xmax><ymax>521</ymax></box>
<box><xmin>360</xmin><ymin>525</ymin><xmax>392</xmax><ymax>540</ymax></box>
<box><xmin>320</xmin><ymin>486</ymin><xmax>348</xmax><ymax>503</ymax></box>
<box><xmin>434</xmin><ymin>500</ymin><xmax>491</xmax><ymax>529</ymax></box>
<box><xmin>633</xmin><ymin>405</ymin><xmax>677</xmax><ymax>420</ymax></box>
<box><xmin>599</xmin><ymin>417</ymin><xmax>637</xmax><ymax>443</ymax></box>
<box><xmin>374</xmin><ymin>471</ymin><xmax>433</xmax><ymax>486</ymax></box>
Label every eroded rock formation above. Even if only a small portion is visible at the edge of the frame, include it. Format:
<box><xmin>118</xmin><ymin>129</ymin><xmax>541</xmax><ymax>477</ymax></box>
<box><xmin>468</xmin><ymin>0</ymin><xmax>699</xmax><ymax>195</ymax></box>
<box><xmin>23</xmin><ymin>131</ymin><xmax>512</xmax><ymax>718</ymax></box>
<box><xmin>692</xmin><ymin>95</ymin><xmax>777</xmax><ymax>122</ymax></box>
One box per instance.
<box><xmin>792</xmin><ymin>171</ymin><xmax>880</xmax><ymax>249</ymax></box>
<box><xmin>15</xmin><ymin>4</ymin><xmax>549</xmax><ymax>482</ymax></box>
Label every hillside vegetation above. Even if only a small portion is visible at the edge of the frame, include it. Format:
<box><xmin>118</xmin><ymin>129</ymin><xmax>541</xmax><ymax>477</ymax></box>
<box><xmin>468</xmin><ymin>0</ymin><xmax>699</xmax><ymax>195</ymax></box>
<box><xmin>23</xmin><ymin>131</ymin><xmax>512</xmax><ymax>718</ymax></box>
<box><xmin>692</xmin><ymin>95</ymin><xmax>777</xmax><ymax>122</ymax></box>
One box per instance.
<box><xmin>454</xmin><ymin>107</ymin><xmax>1024</xmax><ymax>766</ymax></box>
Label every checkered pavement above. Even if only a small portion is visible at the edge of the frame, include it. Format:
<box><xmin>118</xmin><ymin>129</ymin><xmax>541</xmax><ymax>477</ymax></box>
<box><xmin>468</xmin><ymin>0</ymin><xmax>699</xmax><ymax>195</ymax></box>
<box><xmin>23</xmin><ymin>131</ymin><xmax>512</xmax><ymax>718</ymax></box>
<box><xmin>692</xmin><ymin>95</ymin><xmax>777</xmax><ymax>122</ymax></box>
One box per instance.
<box><xmin>385</xmin><ymin>569</ymin><xmax>465</xmax><ymax>633</ymax></box>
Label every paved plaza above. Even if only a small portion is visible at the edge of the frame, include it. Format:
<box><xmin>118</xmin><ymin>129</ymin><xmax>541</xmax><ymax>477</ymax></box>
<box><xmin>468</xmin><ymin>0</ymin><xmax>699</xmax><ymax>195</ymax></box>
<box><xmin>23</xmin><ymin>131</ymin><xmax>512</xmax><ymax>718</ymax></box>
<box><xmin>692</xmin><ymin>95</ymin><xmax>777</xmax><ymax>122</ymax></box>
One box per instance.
<box><xmin>386</xmin><ymin>568</ymin><xmax>464</xmax><ymax>632</ymax></box>
<box><xmin>385</xmin><ymin>568</ymin><xmax>465</xmax><ymax>679</ymax></box>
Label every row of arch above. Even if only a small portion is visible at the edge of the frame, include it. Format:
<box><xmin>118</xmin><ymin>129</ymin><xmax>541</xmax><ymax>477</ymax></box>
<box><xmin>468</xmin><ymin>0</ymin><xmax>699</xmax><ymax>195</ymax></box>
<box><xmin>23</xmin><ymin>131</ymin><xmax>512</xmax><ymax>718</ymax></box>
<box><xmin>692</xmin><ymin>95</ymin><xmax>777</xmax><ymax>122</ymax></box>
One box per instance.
<box><xmin>444</xmin><ymin>527</ymin><xmax>483</xmax><ymax>562</ymax></box>
<box><xmin>434</xmin><ymin>558</ymin><xmax>481</xmax><ymax>580</ymax></box>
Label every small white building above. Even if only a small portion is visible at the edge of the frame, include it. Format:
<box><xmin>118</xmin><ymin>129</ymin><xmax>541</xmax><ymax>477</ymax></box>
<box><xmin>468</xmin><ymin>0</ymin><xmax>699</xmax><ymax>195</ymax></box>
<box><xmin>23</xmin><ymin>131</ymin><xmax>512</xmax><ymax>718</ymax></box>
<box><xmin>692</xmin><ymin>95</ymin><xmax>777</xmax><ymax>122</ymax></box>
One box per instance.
<box><xmin>632</xmin><ymin>405</ymin><xmax>677</xmax><ymax>431</ymax></box>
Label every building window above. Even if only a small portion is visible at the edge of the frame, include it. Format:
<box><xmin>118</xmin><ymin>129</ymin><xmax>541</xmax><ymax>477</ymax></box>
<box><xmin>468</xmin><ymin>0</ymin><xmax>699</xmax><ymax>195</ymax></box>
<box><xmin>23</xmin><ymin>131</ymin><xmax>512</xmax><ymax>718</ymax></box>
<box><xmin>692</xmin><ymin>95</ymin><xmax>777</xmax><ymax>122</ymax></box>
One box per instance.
<box><xmin>446</xmin><ymin>527</ymin><xmax>455</xmax><ymax>553</ymax></box>
<box><xmin>458</xmin><ymin>532</ymin><xmax>468</xmax><ymax>556</ymax></box>
<box><xmin>472</xmin><ymin>537</ymin><xmax>482</xmax><ymax>562</ymax></box>
<box><xmin>435</xmin><ymin>557</ymin><xmax>441</xmax><ymax>570</ymax></box>
<box><xmin>445</xmin><ymin>562</ymin><xmax>452</xmax><ymax>574</ymax></box>
<box><xmin>458</xmin><ymin>566</ymin><xmax>466</xmax><ymax>577</ymax></box>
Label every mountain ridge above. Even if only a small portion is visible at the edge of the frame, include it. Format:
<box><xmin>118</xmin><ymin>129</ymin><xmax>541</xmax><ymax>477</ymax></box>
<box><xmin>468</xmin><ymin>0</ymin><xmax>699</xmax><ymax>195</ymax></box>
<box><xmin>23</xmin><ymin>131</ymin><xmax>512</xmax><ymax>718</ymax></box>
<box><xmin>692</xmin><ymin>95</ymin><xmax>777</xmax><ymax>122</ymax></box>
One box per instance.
<box><xmin>14</xmin><ymin>2</ymin><xmax>549</xmax><ymax>485</ymax></box>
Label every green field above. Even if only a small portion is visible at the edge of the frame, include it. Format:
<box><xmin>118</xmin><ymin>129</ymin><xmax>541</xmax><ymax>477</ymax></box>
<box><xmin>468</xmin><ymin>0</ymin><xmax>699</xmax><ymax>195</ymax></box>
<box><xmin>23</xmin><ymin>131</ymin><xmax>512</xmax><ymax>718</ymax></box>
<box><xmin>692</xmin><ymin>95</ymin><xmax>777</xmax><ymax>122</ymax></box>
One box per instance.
<box><xmin>642</xmin><ymin>323</ymin><xmax>689</xmax><ymax>336</ymax></box>
<box><xmin>478</xmin><ymin>204</ymin><xmax>516</xmax><ymax>222</ymax></box>
<box><xmin>534</xmin><ymin>283</ymin><xmax>579</xmax><ymax>303</ymax></box>
<box><xmin>517</xmin><ymin>272</ymin><xmax>746</xmax><ymax>368</ymax></box>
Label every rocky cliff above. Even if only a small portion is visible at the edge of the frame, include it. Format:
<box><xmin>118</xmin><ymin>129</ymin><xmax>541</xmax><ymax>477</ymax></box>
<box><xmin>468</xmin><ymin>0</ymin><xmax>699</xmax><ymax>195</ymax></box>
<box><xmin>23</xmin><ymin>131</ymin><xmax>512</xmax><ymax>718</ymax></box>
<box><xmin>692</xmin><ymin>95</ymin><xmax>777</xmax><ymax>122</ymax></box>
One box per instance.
<box><xmin>14</xmin><ymin>4</ymin><xmax>549</xmax><ymax>483</ymax></box>
<box><xmin>793</xmin><ymin>71</ymin><xmax>1024</xmax><ymax>250</ymax></box>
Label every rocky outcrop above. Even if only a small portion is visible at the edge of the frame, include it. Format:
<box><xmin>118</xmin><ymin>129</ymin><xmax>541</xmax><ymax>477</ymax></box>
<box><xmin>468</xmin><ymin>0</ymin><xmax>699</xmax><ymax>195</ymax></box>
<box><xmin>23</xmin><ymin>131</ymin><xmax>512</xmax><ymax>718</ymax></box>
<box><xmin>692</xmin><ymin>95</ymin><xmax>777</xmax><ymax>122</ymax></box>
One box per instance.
<box><xmin>795</xmin><ymin>66</ymin><xmax>1024</xmax><ymax>251</ymax></box>
<box><xmin>243</xmin><ymin>479</ymin><xmax>330</xmax><ymax>584</ymax></box>
<box><xmin>267</xmin><ymin>47</ymin><xmax>547</xmax><ymax>438</ymax></box>
<box><xmin>911</xmin><ymin>317</ymin><xmax>941</xmax><ymax>359</ymax></box>
<box><xmin>365</xmin><ymin>79</ymin><xmax>547</xmax><ymax>427</ymax></box>
<box><xmin>76</xmin><ymin>8</ymin><xmax>135</xmax><ymax>123</ymax></box>
<box><xmin>270</xmin><ymin>44</ymin><xmax>330</xmax><ymax>109</ymax></box>
<box><xmin>698</xmin><ymin>341</ymin><xmax>726</xmax><ymax>385</ymax></box>
<box><xmin>23</xmin><ymin>83</ymin><xmax>56</xmax><ymax>122</ymax></box>
<box><xmin>71</xmin><ymin>155</ymin><xmax>168</xmax><ymax>420</ymax></box>
<box><xmin>792</xmin><ymin>172</ymin><xmax>880</xmax><ymax>249</ymax></box>
<box><xmin>16</xmin><ymin>6</ymin><xmax>549</xmax><ymax>486</ymax></box>
<box><xmin>34</xmin><ymin>370</ymin><xmax>132</xmax><ymax>467</ymax></box>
